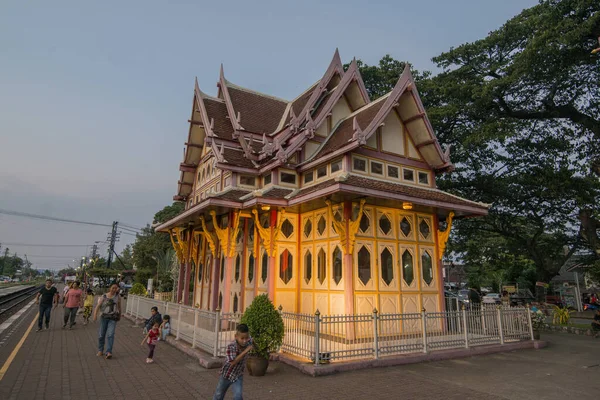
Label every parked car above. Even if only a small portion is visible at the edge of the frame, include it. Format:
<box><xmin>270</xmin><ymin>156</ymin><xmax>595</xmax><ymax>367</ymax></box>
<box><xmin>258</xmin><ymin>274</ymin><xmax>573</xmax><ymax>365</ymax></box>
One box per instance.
<box><xmin>483</xmin><ymin>293</ymin><xmax>502</xmax><ymax>304</ymax></box>
<box><xmin>457</xmin><ymin>289</ymin><xmax>470</xmax><ymax>304</ymax></box>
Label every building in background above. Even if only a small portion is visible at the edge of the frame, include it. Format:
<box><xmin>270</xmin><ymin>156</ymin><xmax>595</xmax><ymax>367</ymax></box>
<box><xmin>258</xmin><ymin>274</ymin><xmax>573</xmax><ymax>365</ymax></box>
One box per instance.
<box><xmin>156</xmin><ymin>50</ymin><xmax>489</xmax><ymax>315</ymax></box>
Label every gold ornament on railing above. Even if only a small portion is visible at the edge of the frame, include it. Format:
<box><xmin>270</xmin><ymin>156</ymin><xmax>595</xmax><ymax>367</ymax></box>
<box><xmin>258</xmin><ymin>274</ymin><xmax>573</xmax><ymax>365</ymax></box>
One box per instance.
<box><xmin>437</xmin><ymin>211</ymin><xmax>455</xmax><ymax>260</ymax></box>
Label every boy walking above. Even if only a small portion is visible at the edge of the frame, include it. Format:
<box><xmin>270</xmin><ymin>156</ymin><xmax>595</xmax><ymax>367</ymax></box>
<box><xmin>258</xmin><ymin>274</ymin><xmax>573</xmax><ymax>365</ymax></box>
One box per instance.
<box><xmin>213</xmin><ymin>324</ymin><xmax>253</xmax><ymax>400</ymax></box>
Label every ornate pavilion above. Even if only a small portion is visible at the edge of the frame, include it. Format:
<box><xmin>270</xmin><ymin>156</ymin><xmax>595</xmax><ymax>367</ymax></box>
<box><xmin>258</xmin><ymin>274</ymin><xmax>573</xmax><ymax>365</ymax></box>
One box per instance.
<box><xmin>156</xmin><ymin>50</ymin><xmax>488</xmax><ymax>316</ymax></box>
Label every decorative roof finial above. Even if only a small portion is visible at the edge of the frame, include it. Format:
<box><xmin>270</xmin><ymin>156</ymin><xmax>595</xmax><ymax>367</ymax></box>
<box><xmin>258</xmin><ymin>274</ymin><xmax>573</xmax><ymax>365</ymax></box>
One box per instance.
<box><xmin>351</xmin><ymin>116</ymin><xmax>366</xmax><ymax>145</ymax></box>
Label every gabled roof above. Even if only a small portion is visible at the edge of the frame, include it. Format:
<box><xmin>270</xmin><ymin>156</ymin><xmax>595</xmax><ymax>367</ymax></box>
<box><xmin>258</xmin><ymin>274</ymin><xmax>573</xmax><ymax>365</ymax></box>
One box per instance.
<box><xmin>302</xmin><ymin>65</ymin><xmax>452</xmax><ymax>172</ymax></box>
<box><xmin>174</xmin><ymin>51</ymin><xmax>454</xmax><ymax>201</ymax></box>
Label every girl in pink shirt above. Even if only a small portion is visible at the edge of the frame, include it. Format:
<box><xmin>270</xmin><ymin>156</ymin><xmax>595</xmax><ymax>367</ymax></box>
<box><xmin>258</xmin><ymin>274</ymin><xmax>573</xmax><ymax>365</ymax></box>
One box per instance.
<box><xmin>63</xmin><ymin>281</ymin><xmax>83</xmax><ymax>329</ymax></box>
<box><xmin>141</xmin><ymin>322</ymin><xmax>160</xmax><ymax>364</ymax></box>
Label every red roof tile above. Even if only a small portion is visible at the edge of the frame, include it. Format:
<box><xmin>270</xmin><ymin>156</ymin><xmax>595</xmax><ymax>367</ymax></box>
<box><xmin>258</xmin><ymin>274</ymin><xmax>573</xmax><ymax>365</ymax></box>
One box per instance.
<box><xmin>227</xmin><ymin>86</ymin><xmax>288</xmax><ymax>134</ymax></box>
<box><xmin>210</xmin><ymin>189</ymin><xmax>249</xmax><ymax>202</ymax></box>
<box><xmin>261</xmin><ymin>188</ymin><xmax>293</xmax><ymax>199</ymax></box>
<box><xmin>341</xmin><ymin>175</ymin><xmax>488</xmax><ymax>210</ymax></box>
<box><xmin>204</xmin><ymin>98</ymin><xmax>234</xmax><ymax>140</ymax></box>
<box><xmin>221</xmin><ymin>148</ymin><xmax>257</xmax><ymax>169</ymax></box>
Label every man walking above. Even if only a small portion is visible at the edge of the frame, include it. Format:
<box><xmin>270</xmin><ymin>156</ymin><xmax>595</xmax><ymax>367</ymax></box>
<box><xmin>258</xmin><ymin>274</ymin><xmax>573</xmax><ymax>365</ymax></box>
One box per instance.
<box><xmin>35</xmin><ymin>279</ymin><xmax>59</xmax><ymax>332</ymax></box>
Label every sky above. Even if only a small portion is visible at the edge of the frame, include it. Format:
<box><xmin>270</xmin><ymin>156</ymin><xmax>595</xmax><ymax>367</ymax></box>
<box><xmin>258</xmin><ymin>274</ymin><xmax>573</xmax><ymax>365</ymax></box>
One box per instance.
<box><xmin>0</xmin><ymin>0</ymin><xmax>538</xmax><ymax>271</ymax></box>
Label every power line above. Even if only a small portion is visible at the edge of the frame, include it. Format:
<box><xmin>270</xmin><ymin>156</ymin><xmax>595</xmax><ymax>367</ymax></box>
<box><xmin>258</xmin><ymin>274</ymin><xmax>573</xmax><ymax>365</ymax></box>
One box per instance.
<box><xmin>0</xmin><ymin>208</ymin><xmax>112</xmax><ymax>227</ymax></box>
<box><xmin>120</xmin><ymin>222</ymin><xmax>144</xmax><ymax>231</ymax></box>
<box><xmin>22</xmin><ymin>254</ymin><xmax>82</xmax><ymax>259</ymax></box>
<box><xmin>0</xmin><ymin>242</ymin><xmax>98</xmax><ymax>248</ymax></box>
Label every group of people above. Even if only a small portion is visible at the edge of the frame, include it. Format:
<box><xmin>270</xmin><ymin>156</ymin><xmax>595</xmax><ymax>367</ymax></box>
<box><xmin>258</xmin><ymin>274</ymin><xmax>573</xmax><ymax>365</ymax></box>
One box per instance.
<box><xmin>36</xmin><ymin>280</ymin><xmax>254</xmax><ymax>399</ymax></box>
<box><xmin>36</xmin><ymin>280</ymin><xmax>123</xmax><ymax>360</ymax></box>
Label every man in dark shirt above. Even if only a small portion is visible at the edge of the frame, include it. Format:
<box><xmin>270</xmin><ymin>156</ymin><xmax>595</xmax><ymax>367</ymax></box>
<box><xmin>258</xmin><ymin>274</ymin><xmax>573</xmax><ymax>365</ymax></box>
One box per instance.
<box><xmin>35</xmin><ymin>279</ymin><xmax>59</xmax><ymax>332</ymax></box>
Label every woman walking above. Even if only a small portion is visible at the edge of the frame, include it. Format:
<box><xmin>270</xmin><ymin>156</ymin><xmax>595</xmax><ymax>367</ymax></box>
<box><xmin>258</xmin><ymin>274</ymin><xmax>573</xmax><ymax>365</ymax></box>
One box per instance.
<box><xmin>93</xmin><ymin>283</ymin><xmax>121</xmax><ymax>359</ymax></box>
<box><xmin>63</xmin><ymin>281</ymin><xmax>83</xmax><ymax>329</ymax></box>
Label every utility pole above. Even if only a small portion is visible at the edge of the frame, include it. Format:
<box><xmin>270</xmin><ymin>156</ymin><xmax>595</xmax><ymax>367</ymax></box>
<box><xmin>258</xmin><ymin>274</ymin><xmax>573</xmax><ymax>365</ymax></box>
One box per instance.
<box><xmin>90</xmin><ymin>244</ymin><xmax>98</xmax><ymax>260</ymax></box>
<box><xmin>106</xmin><ymin>221</ymin><xmax>120</xmax><ymax>269</ymax></box>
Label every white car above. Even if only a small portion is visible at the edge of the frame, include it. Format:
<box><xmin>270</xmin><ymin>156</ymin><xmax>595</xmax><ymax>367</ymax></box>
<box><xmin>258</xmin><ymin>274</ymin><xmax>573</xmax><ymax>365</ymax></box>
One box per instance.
<box><xmin>483</xmin><ymin>293</ymin><xmax>501</xmax><ymax>304</ymax></box>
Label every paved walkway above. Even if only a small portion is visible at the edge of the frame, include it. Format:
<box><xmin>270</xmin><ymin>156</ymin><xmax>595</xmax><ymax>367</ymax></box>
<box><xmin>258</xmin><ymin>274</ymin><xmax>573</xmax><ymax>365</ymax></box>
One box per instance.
<box><xmin>0</xmin><ymin>299</ymin><xmax>599</xmax><ymax>399</ymax></box>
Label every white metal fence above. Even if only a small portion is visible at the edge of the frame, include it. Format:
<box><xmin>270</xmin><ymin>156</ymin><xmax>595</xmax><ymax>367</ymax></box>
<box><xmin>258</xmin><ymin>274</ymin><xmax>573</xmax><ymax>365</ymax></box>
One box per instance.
<box><xmin>126</xmin><ymin>295</ymin><xmax>533</xmax><ymax>365</ymax></box>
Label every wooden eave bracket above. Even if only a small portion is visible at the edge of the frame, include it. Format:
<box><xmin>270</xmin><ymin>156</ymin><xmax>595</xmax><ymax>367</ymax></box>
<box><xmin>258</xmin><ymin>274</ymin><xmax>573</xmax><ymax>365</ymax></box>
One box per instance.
<box><xmin>437</xmin><ymin>211</ymin><xmax>455</xmax><ymax>260</ymax></box>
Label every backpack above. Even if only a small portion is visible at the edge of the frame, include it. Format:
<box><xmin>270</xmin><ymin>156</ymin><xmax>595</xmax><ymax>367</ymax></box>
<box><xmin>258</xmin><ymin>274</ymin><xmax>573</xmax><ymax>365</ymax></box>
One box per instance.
<box><xmin>100</xmin><ymin>294</ymin><xmax>120</xmax><ymax>320</ymax></box>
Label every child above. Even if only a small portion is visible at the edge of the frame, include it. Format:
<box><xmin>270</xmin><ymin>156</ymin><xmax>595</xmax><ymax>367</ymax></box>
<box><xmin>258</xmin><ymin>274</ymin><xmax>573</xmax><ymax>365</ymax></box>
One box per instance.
<box><xmin>83</xmin><ymin>289</ymin><xmax>94</xmax><ymax>325</ymax></box>
<box><xmin>160</xmin><ymin>315</ymin><xmax>171</xmax><ymax>341</ymax></box>
<box><xmin>213</xmin><ymin>324</ymin><xmax>253</xmax><ymax>400</ymax></box>
<box><xmin>143</xmin><ymin>306</ymin><xmax>162</xmax><ymax>334</ymax></box>
<box><xmin>141</xmin><ymin>322</ymin><xmax>160</xmax><ymax>364</ymax></box>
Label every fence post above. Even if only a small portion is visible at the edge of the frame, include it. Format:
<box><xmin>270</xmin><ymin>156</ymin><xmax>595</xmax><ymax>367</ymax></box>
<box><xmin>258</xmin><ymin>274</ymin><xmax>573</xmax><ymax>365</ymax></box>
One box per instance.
<box><xmin>421</xmin><ymin>307</ymin><xmax>428</xmax><ymax>354</ymax></box>
<box><xmin>480</xmin><ymin>304</ymin><xmax>487</xmax><ymax>335</ymax></box>
<box><xmin>314</xmin><ymin>310</ymin><xmax>321</xmax><ymax>366</ymax></box>
<box><xmin>526</xmin><ymin>305</ymin><xmax>535</xmax><ymax>341</ymax></box>
<box><xmin>176</xmin><ymin>304</ymin><xmax>182</xmax><ymax>340</ymax></box>
<box><xmin>192</xmin><ymin>308</ymin><xmax>198</xmax><ymax>349</ymax></box>
<box><xmin>462</xmin><ymin>304</ymin><xmax>469</xmax><ymax>349</ymax></box>
<box><xmin>213</xmin><ymin>308</ymin><xmax>221</xmax><ymax>358</ymax></box>
<box><xmin>278</xmin><ymin>305</ymin><xmax>284</xmax><ymax>354</ymax></box>
<box><xmin>496</xmin><ymin>306</ymin><xmax>504</xmax><ymax>345</ymax></box>
<box><xmin>373</xmin><ymin>308</ymin><xmax>379</xmax><ymax>360</ymax></box>
<box><xmin>136</xmin><ymin>295</ymin><xmax>140</xmax><ymax>320</ymax></box>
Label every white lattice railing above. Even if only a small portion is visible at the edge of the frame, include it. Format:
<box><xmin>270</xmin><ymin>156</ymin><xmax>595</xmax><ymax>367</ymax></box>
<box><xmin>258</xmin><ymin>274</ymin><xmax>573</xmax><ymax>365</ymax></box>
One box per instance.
<box><xmin>126</xmin><ymin>295</ymin><xmax>533</xmax><ymax>364</ymax></box>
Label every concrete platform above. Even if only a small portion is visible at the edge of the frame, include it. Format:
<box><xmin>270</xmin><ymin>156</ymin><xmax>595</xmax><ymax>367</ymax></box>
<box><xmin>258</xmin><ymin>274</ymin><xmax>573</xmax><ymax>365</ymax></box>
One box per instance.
<box><xmin>1</xmin><ymin>299</ymin><xmax>599</xmax><ymax>400</ymax></box>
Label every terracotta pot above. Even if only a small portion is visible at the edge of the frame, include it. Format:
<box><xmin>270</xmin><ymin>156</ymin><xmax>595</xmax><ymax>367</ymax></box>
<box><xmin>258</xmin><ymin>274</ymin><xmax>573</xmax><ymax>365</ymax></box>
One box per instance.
<box><xmin>533</xmin><ymin>330</ymin><xmax>541</xmax><ymax>340</ymax></box>
<box><xmin>247</xmin><ymin>356</ymin><xmax>269</xmax><ymax>377</ymax></box>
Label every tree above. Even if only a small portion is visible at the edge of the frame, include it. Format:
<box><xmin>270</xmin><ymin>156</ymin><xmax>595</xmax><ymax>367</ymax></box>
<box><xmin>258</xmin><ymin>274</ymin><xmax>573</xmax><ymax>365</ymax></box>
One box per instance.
<box><xmin>132</xmin><ymin>202</ymin><xmax>184</xmax><ymax>285</ymax></box>
<box><xmin>425</xmin><ymin>0</ymin><xmax>600</xmax><ymax>283</ymax></box>
<box><xmin>353</xmin><ymin>1</ymin><xmax>600</xmax><ymax>286</ymax></box>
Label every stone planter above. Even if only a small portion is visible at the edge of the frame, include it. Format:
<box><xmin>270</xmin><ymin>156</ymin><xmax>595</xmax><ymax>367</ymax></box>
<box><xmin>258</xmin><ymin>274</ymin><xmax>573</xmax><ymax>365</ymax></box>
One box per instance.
<box><xmin>533</xmin><ymin>330</ymin><xmax>541</xmax><ymax>340</ymax></box>
<box><xmin>247</xmin><ymin>356</ymin><xmax>269</xmax><ymax>377</ymax></box>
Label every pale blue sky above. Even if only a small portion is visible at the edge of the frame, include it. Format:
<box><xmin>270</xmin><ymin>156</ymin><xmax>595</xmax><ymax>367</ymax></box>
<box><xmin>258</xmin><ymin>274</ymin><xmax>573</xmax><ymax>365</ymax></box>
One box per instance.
<box><xmin>0</xmin><ymin>0</ymin><xmax>537</xmax><ymax>270</ymax></box>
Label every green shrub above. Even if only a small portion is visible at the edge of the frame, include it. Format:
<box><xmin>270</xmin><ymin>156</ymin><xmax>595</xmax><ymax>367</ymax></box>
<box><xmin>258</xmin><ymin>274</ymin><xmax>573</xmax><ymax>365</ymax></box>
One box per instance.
<box><xmin>130</xmin><ymin>283</ymin><xmax>147</xmax><ymax>296</ymax></box>
<box><xmin>240</xmin><ymin>294</ymin><xmax>284</xmax><ymax>359</ymax></box>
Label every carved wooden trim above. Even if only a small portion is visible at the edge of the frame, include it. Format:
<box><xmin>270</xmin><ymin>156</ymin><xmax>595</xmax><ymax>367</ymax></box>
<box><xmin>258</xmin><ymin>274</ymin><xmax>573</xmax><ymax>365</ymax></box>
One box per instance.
<box><xmin>199</xmin><ymin>216</ymin><xmax>217</xmax><ymax>257</ymax></box>
<box><xmin>347</xmin><ymin>199</ymin><xmax>366</xmax><ymax>255</ymax></box>
<box><xmin>210</xmin><ymin>211</ymin><xmax>230</xmax><ymax>257</ymax></box>
<box><xmin>437</xmin><ymin>211</ymin><xmax>455</xmax><ymax>260</ymax></box>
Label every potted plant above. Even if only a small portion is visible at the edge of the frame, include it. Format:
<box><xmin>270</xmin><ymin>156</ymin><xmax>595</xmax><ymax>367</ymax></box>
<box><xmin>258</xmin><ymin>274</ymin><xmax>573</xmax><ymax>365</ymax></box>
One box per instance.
<box><xmin>240</xmin><ymin>294</ymin><xmax>284</xmax><ymax>376</ymax></box>
<box><xmin>530</xmin><ymin>309</ymin><xmax>546</xmax><ymax>340</ymax></box>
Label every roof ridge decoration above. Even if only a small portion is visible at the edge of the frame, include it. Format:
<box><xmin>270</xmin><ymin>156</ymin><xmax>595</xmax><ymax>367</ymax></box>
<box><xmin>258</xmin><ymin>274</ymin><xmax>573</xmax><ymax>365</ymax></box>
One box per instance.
<box><xmin>258</xmin><ymin>57</ymin><xmax>371</xmax><ymax>170</ymax></box>
<box><xmin>194</xmin><ymin>77</ymin><xmax>226</xmax><ymax>165</ymax></box>
<box><xmin>289</xmin><ymin>49</ymin><xmax>344</xmax><ymax>129</ymax></box>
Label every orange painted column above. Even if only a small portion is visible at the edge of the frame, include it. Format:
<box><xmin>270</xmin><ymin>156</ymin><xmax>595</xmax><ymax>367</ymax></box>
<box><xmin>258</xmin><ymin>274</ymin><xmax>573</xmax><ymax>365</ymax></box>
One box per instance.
<box><xmin>183</xmin><ymin>261</ymin><xmax>192</xmax><ymax>305</ymax></box>
<box><xmin>434</xmin><ymin>214</ymin><xmax>446</xmax><ymax>313</ymax></box>
<box><xmin>343</xmin><ymin>201</ymin><xmax>355</xmax><ymax>316</ymax></box>
<box><xmin>176</xmin><ymin>262</ymin><xmax>185</xmax><ymax>303</ymax></box>
<box><xmin>221</xmin><ymin>257</ymin><xmax>233</xmax><ymax>313</ymax></box>
<box><xmin>210</xmin><ymin>256</ymin><xmax>220</xmax><ymax>311</ymax></box>
<box><xmin>267</xmin><ymin>209</ymin><xmax>277</xmax><ymax>302</ymax></box>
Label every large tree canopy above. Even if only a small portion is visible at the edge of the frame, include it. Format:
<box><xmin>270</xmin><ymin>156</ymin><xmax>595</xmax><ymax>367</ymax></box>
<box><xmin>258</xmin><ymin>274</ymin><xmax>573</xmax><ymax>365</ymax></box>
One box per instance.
<box><xmin>354</xmin><ymin>0</ymin><xmax>600</xmax><ymax>288</ymax></box>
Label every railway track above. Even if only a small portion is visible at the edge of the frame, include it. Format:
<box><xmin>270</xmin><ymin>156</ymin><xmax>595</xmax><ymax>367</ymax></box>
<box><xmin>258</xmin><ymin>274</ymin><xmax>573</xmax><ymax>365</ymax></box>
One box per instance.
<box><xmin>0</xmin><ymin>286</ymin><xmax>42</xmax><ymax>323</ymax></box>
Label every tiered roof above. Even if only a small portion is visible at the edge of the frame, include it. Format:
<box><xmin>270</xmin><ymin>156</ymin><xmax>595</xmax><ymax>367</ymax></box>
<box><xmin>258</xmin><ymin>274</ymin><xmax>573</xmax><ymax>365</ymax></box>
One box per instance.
<box><xmin>172</xmin><ymin>50</ymin><xmax>478</xmax><ymax>215</ymax></box>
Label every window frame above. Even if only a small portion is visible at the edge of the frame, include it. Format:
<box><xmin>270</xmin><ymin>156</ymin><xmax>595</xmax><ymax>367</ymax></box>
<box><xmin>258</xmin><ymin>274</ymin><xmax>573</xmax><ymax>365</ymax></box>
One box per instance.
<box><xmin>352</xmin><ymin>156</ymin><xmax>368</xmax><ymax>173</ymax></box>
<box><xmin>279</xmin><ymin>170</ymin><xmax>298</xmax><ymax>186</ymax></box>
